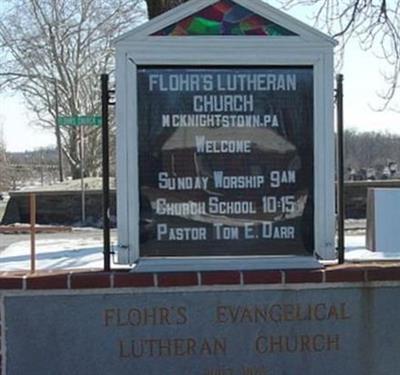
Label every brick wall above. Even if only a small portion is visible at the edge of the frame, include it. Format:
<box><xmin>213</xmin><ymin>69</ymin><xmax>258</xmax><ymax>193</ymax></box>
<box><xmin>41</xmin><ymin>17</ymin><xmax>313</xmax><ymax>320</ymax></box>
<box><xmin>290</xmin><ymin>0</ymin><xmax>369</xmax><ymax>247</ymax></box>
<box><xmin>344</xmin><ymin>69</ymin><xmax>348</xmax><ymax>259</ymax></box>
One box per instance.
<box><xmin>2</xmin><ymin>264</ymin><xmax>400</xmax><ymax>291</ymax></box>
<box><xmin>1</xmin><ymin>264</ymin><xmax>400</xmax><ymax>375</ymax></box>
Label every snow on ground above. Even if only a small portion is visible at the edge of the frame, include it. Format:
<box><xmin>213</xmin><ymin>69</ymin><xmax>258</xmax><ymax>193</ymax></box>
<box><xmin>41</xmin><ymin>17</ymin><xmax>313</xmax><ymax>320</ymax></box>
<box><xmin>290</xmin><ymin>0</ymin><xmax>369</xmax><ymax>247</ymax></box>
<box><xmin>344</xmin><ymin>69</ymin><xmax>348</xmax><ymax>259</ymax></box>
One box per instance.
<box><xmin>1</xmin><ymin>233</ymin><xmax>400</xmax><ymax>271</ymax></box>
<box><xmin>345</xmin><ymin>235</ymin><xmax>400</xmax><ymax>262</ymax></box>
<box><xmin>0</xmin><ymin>237</ymin><xmax>126</xmax><ymax>271</ymax></box>
<box><xmin>19</xmin><ymin>177</ymin><xmax>116</xmax><ymax>191</ymax></box>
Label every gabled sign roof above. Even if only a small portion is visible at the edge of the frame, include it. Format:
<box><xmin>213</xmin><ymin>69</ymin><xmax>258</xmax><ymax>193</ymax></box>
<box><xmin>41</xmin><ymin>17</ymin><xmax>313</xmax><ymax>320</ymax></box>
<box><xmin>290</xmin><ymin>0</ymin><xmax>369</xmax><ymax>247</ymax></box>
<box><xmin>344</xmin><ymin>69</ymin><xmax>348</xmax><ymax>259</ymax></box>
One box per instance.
<box><xmin>116</xmin><ymin>0</ymin><xmax>337</xmax><ymax>45</ymax></box>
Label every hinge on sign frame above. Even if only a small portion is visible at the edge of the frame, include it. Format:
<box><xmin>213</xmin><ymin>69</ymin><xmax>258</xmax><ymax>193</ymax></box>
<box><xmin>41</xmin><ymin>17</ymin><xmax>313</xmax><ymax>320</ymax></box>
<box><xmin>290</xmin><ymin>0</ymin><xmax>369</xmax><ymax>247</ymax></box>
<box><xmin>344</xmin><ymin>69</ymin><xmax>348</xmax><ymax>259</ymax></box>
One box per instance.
<box><xmin>108</xmin><ymin>90</ymin><xmax>116</xmax><ymax>106</ymax></box>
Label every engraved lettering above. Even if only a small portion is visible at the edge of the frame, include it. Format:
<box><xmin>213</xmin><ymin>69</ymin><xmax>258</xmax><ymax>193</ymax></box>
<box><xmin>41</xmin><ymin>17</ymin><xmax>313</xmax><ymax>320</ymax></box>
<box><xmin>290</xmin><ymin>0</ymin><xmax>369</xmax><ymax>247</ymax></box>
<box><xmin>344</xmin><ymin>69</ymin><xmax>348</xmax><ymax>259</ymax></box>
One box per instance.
<box><xmin>119</xmin><ymin>337</ymin><xmax>227</xmax><ymax>358</ymax></box>
<box><xmin>255</xmin><ymin>334</ymin><xmax>340</xmax><ymax>354</ymax></box>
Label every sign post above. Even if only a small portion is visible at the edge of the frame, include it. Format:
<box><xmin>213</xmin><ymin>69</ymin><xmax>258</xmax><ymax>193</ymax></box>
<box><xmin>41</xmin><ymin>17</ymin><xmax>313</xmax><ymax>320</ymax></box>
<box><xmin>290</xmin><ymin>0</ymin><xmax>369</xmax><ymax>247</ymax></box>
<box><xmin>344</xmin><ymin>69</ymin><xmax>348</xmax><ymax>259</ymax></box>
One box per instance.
<box><xmin>57</xmin><ymin>115</ymin><xmax>102</xmax><ymax>225</ymax></box>
<box><xmin>101</xmin><ymin>74</ymin><xmax>111</xmax><ymax>271</ymax></box>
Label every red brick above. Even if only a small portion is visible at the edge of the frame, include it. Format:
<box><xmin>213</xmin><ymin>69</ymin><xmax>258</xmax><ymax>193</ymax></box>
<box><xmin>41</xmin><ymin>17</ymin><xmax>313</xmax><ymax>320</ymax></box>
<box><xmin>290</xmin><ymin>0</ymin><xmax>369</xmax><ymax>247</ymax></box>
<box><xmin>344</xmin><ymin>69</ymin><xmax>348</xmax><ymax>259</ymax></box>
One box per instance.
<box><xmin>0</xmin><ymin>277</ymin><xmax>23</xmax><ymax>289</ymax></box>
<box><xmin>70</xmin><ymin>272</ymin><xmax>111</xmax><ymax>289</ymax></box>
<box><xmin>201</xmin><ymin>271</ymin><xmax>241</xmax><ymax>285</ymax></box>
<box><xmin>285</xmin><ymin>270</ymin><xmax>324</xmax><ymax>283</ymax></box>
<box><xmin>27</xmin><ymin>274</ymin><xmax>68</xmax><ymax>289</ymax></box>
<box><xmin>157</xmin><ymin>272</ymin><xmax>198</xmax><ymax>287</ymax></box>
<box><xmin>325</xmin><ymin>269</ymin><xmax>365</xmax><ymax>283</ymax></box>
<box><xmin>243</xmin><ymin>271</ymin><xmax>282</xmax><ymax>284</ymax></box>
<box><xmin>366</xmin><ymin>267</ymin><xmax>400</xmax><ymax>282</ymax></box>
<box><xmin>114</xmin><ymin>272</ymin><xmax>154</xmax><ymax>288</ymax></box>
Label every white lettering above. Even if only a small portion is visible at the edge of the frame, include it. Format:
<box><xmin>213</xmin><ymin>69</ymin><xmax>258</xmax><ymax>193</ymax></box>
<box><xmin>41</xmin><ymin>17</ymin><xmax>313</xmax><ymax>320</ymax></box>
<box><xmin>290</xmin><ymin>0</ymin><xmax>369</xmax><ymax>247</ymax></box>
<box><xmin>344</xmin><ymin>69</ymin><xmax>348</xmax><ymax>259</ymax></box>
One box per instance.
<box><xmin>156</xmin><ymin>199</ymin><xmax>206</xmax><ymax>216</ymax></box>
<box><xmin>213</xmin><ymin>171</ymin><xmax>264</xmax><ymax>189</ymax></box>
<box><xmin>148</xmin><ymin>73</ymin><xmax>297</xmax><ymax>92</ymax></box>
<box><xmin>262</xmin><ymin>222</ymin><xmax>295</xmax><ymax>239</ymax></box>
<box><xmin>193</xmin><ymin>95</ymin><xmax>254</xmax><ymax>113</ymax></box>
<box><xmin>196</xmin><ymin>137</ymin><xmax>252</xmax><ymax>154</ymax></box>
<box><xmin>148</xmin><ymin>73</ymin><xmax>214</xmax><ymax>92</ymax></box>
<box><xmin>209</xmin><ymin>197</ymin><xmax>256</xmax><ymax>214</ymax></box>
<box><xmin>216</xmin><ymin>73</ymin><xmax>297</xmax><ymax>92</ymax></box>
<box><xmin>157</xmin><ymin>224</ymin><xmax>207</xmax><ymax>241</ymax></box>
<box><xmin>244</xmin><ymin>223</ymin><xmax>256</xmax><ymax>239</ymax></box>
<box><xmin>270</xmin><ymin>171</ymin><xmax>296</xmax><ymax>188</ymax></box>
<box><xmin>158</xmin><ymin>172</ymin><xmax>208</xmax><ymax>190</ymax></box>
<box><xmin>214</xmin><ymin>224</ymin><xmax>240</xmax><ymax>240</ymax></box>
<box><xmin>161</xmin><ymin>114</ymin><xmax>279</xmax><ymax>128</ymax></box>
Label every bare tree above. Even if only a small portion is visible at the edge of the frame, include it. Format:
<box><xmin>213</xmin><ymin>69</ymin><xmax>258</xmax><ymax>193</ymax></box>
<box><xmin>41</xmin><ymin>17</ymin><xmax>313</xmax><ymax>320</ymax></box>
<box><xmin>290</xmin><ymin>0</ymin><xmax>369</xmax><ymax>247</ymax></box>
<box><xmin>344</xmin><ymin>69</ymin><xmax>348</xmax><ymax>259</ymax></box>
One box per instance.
<box><xmin>278</xmin><ymin>0</ymin><xmax>400</xmax><ymax>109</ymax></box>
<box><xmin>145</xmin><ymin>0</ymin><xmax>189</xmax><ymax>19</ymax></box>
<box><xmin>0</xmin><ymin>0</ymin><xmax>145</xmax><ymax>178</ymax></box>
<box><xmin>0</xmin><ymin>121</ymin><xmax>9</xmax><ymax>190</ymax></box>
<box><xmin>344</xmin><ymin>129</ymin><xmax>400</xmax><ymax>173</ymax></box>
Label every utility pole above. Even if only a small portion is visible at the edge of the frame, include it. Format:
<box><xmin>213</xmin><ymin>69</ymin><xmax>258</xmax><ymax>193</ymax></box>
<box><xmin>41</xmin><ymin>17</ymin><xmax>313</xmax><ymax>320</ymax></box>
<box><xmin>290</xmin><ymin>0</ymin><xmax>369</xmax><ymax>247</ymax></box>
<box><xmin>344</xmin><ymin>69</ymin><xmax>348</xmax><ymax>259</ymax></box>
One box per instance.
<box><xmin>80</xmin><ymin>124</ymin><xmax>86</xmax><ymax>224</ymax></box>
<box><xmin>55</xmin><ymin>82</ymin><xmax>64</xmax><ymax>182</ymax></box>
<box><xmin>49</xmin><ymin>25</ymin><xmax>64</xmax><ymax>182</ymax></box>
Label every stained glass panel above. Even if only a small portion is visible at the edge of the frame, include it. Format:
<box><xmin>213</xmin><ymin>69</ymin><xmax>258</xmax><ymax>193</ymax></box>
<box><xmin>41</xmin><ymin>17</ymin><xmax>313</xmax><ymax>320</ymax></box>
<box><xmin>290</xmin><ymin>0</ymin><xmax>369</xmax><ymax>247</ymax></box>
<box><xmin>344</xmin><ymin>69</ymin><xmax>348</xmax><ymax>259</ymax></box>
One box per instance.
<box><xmin>152</xmin><ymin>0</ymin><xmax>297</xmax><ymax>36</ymax></box>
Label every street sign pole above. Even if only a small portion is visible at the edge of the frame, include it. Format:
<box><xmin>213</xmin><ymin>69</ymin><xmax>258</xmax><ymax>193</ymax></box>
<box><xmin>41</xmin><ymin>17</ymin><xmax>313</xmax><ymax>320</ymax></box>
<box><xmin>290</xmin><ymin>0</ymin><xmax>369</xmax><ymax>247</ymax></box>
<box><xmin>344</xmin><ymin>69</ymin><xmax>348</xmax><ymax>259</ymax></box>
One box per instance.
<box><xmin>101</xmin><ymin>74</ymin><xmax>111</xmax><ymax>272</ymax></box>
<box><xmin>80</xmin><ymin>124</ymin><xmax>86</xmax><ymax>225</ymax></box>
<box><xmin>57</xmin><ymin>114</ymin><xmax>101</xmax><ymax>226</ymax></box>
<box><xmin>54</xmin><ymin>82</ymin><xmax>64</xmax><ymax>182</ymax></box>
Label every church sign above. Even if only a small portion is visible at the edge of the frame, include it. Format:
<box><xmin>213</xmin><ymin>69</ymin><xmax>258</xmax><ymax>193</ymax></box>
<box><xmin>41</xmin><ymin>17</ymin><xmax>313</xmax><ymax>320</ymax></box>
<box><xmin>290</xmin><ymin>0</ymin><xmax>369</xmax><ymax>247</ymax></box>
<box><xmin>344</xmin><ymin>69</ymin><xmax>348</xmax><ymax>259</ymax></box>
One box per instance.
<box><xmin>138</xmin><ymin>66</ymin><xmax>314</xmax><ymax>258</ymax></box>
<box><xmin>115</xmin><ymin>0</ymin><xmax>336</xmax><ymax>268</ymax></box>
<box><xmin>5</xmin><ymin>286</ymin><xmax>400</xmax><ymax>374</ymax></box>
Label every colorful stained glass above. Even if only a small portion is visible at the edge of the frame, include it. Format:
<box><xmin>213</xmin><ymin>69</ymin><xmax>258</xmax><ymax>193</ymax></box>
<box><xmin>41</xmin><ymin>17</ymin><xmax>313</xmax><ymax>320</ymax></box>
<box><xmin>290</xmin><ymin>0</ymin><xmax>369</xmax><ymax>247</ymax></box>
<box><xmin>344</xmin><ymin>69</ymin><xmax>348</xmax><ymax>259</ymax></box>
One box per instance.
<box><xmin>152</xmin><ymin>0</ymin><xmax>297</xmax><ymax>36</ymax></box>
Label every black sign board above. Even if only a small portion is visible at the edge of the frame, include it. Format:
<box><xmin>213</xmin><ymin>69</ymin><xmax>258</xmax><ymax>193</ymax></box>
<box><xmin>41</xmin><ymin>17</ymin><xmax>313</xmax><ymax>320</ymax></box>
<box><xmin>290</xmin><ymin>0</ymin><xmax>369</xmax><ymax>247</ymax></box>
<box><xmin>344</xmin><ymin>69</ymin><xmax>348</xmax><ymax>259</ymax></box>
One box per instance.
<box><xmin>138</xmin><ymin>67</ymin><xmax>314</xmax><ymax>257</ymax></box>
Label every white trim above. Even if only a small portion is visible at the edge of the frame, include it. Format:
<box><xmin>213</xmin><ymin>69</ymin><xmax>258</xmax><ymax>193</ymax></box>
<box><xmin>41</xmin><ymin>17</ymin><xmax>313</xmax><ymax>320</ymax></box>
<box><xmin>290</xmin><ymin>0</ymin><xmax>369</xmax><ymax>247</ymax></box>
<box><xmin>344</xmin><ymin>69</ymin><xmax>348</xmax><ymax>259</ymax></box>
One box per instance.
<box><xmin>314</xmin><ymin>57</ymin><xmax>326</xmax><ymax>258</ymax></box>
<box><xmin>116</xmin><ymin>38</ymin><xmax>332</xmax><ymax>49</ymax></box>
<box><xmin>132</xmin><ymin>256</ymin><xmax>323</xmax><ymax>272</ymax></box>
<box><xmin>126</xmin><ymin>60</ymin><xmax>140</xmax><ymax>264</ymax></box>
<box><xmin>121</xmin><ymin>42</ymin><xmax>331</xmax><ymax>67</ymax></box>
<box><xmin>118</xmin><ymin>40</ymin><xmax>332</xmax><ymax>61</ymax></box>
<box><xmin>310</xmin><ymin>52</ymin><xmax>335</xmax><ymax>260</ymax></box>
<box><xmin>116</xmin><ymin>25</ymin><xmax>336</xmax><ymax>268</ymax></box>
<box><xmin>116</xmin><ymin>50</ymin><xmax>129</xmax><ymax>263</ymax></box>
<box><xmin>322</xmin><ymin>50</ymin><xmax>336</xmax><ymax>259</ymax></box>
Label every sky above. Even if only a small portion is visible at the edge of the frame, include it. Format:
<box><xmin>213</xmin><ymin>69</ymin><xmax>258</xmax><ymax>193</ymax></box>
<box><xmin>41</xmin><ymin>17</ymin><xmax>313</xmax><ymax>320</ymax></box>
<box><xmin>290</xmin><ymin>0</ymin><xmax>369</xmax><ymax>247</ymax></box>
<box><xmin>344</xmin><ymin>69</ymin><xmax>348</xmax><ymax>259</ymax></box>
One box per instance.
<box><xmin>0</xmin><ymin>1</ymin><xmax>399</xmax><ymax>152</ymax></box>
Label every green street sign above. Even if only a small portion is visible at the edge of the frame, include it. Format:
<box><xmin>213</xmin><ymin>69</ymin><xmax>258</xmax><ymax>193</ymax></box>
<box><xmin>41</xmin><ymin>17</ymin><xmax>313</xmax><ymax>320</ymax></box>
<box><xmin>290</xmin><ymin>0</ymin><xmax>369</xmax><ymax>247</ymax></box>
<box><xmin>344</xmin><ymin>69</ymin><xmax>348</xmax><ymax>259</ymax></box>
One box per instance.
<box><xmin>57</xmin><ymin>116</ymin><xmax>102</xmax><ymax>126</ymax></box>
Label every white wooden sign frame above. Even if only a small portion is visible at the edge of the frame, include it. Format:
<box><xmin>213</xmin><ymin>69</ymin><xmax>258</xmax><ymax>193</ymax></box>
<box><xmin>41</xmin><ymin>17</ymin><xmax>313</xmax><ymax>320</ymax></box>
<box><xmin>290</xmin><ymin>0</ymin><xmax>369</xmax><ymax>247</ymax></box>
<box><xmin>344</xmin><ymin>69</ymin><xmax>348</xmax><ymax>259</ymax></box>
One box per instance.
<box><xmin>115</xmin><ymin>0</ymin><xmax>337</xmax><ymax>270</ymax></box>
